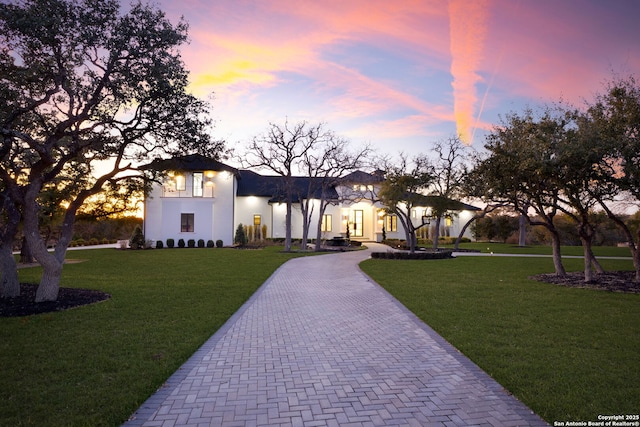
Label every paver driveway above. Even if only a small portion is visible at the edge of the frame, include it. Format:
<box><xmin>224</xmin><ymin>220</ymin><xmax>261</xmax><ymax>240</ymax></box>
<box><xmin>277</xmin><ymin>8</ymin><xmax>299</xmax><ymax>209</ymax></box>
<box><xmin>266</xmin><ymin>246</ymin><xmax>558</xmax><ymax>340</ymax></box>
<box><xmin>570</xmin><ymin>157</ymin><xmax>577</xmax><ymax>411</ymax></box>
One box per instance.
<box><xmin>124</xmin><ymin>243</ymin><xmax>548</xmax><ymax>426</ymax></box>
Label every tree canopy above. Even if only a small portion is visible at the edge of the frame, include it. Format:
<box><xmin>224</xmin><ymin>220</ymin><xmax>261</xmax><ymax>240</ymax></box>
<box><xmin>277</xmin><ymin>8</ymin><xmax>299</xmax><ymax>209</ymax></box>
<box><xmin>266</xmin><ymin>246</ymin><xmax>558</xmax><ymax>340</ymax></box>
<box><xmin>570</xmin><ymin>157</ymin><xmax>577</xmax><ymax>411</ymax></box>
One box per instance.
<box><xmin>472</xmin><ymin>76</ymin><xmax>640</xmax><ymax>281</ymax></box>
<box><xmin>0</xmin><ymin>0</ymin><xmax>221</xmax><ymax>300</ymax></box>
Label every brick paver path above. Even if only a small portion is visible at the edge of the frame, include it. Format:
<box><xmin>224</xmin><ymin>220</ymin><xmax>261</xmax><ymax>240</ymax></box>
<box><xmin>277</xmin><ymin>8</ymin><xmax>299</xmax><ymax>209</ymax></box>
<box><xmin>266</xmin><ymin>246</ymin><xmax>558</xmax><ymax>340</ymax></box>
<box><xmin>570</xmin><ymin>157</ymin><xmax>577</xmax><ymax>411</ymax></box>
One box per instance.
<box><xmin>124</xmin><ymin>243</ymin><xmax>548</xmax><ymax>426</ymax></box>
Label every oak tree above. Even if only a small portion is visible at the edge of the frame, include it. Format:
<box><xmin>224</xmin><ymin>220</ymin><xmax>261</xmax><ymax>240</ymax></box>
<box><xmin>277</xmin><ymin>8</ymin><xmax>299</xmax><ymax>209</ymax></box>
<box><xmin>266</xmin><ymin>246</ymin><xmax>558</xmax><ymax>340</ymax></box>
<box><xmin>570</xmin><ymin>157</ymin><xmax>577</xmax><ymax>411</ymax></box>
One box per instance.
<box><xmin>0</xmin><ymin>0</ymin><xmax>218</xmax><ymax>301</ymax></box>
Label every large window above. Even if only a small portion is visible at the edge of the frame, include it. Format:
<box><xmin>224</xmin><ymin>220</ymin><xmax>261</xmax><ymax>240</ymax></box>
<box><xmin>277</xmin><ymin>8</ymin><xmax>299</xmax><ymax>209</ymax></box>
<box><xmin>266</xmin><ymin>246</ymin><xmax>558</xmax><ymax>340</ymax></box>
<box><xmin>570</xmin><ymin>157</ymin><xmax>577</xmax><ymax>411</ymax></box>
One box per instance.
<box><xmin>321</xmin><ymin>214</ymin><xmax>332</xmax><ymax>232</ymax></box>
<box><xmin>181</xmin><ymin>213</ymin><xmax>194</xmax><ymax>232</ymax></box>
<box><xmin>385</xmin><ymin>214</ymin><xmax>397</xmax><ymax>232</ymax></box>
<box><xmin>192</xmin><ymin>172</ymin><xmax>203</xmax><ymax>197</ymax></box>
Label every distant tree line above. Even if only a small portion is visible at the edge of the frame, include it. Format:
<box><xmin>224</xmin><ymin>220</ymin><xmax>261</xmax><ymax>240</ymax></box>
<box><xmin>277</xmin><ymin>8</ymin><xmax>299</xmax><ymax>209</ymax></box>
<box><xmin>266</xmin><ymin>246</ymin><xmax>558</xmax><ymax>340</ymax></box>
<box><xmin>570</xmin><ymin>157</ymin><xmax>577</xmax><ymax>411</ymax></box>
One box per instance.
<box><xmin>472</xmin><ymin>211</ymin><xmax>637</xmax><ymax>247</ymax></box>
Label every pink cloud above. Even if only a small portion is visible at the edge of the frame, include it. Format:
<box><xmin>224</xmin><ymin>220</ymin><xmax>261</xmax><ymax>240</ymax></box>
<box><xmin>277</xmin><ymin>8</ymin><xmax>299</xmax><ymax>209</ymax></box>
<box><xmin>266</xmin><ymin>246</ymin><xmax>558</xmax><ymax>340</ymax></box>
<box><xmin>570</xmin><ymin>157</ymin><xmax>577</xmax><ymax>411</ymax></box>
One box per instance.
<box><xmin>156</xmin><ymin>0</ymin><xmax>640</xmax><ymax>150</ymax></box>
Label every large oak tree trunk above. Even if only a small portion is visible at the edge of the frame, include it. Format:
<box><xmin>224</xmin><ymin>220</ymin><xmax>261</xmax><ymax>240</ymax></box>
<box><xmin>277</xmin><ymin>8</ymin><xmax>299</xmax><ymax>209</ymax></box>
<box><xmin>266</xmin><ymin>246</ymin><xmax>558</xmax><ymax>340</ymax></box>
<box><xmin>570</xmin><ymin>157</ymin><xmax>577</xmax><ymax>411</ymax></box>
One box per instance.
<box><xmin>0</xmin><ymin>244</ymin><xmax>19</xmax><ymax>298</ymax></box>
<box><xmin>35</xmin><ymin>258</ymin><xmax>63</xmax><ymax>302</ymax></box>
<box><xmin>432</xmin><ymin>216</ymin><xmax>442</xmax><ymax>250</ymax></box>
<box><xmin>0</xmin><ymin>195</ymin><xmax>22</xmax><ymax>298</ymax></box>
<box><xmin>581</xmin><ymin>239</ymin><xmax>594</xmax><ymax>283</ymax></box>
<box><xmin>23</xmin><ymin>185</ymin><xmax>69</xmax><ymax>302</ymax></box>
<box><xmin>550</xmin><ymin>230</ymin><xmax>566</xmax><ymax>276</ymax></box>
<box><xmin>518</xmin><ymin>214</ymin><xmax>527</xmax><ymax>246</ymax></box>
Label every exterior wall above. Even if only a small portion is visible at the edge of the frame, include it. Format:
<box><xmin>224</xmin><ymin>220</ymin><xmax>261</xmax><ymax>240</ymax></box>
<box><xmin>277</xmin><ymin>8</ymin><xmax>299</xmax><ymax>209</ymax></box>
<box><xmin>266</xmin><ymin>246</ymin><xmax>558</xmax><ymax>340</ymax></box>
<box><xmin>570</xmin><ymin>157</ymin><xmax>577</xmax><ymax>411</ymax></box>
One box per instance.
<box><xmin>143</xmin><ymin>170</ymin><xmax>235</xmax><ymax>246</ymax></box>
<box><xmin>144</xmin><ymin>170</ymin><xmax>477</xmax><ymax>245</ymax></box>
<box><xmin>235</xmin><ymin>196</ymin><xmax>273</xmax><ymax>239</ymax></box>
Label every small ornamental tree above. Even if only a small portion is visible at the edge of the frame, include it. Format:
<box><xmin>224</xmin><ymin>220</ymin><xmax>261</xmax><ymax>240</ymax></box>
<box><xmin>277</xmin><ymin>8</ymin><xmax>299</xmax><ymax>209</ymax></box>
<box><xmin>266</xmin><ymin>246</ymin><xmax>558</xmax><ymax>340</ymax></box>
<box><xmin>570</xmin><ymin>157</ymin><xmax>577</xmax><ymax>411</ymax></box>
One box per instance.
<box><xmin>129</xmin><ymin>226</ymin><xmax>145</xmax><ymax>250</ymax></box>
<box><xmin>235</xmin><ymin>224</ymin><xmax>248</xmax><ymax>247</ymax></box>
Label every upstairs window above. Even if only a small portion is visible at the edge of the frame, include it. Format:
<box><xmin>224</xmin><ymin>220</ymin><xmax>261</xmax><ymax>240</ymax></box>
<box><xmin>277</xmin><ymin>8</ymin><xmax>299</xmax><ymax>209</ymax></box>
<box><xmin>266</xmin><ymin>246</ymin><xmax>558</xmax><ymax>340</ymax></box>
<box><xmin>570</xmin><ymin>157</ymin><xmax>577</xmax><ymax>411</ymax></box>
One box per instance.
<box><xmin>175</xmin><ymin>174</ymin><xmax>186</xmax><ymax>191</ymax></box>
<box><xmin>193</xmin><ymin>172</ymin><xmax>203</xmax><ymax>197</ymax></box>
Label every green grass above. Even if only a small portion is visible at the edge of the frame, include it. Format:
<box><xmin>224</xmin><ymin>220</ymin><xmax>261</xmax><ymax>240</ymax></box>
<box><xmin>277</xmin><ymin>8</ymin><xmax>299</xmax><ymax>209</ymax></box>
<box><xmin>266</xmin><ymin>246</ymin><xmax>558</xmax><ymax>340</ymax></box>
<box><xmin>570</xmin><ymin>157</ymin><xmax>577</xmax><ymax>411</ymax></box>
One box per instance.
<box><xmin>447</xmin><ymin>241</ymin><xmax>633</xmax><ymax>257</ymax></box>
<box><xmin>0</xmin><ymin>247</ymin><xmax>303</xmax><ymax>427</ymax></box>
<box><xmin>360</xmin><ymin>256</ymin><xmax>640</xmax><ymax>423</ymax></box>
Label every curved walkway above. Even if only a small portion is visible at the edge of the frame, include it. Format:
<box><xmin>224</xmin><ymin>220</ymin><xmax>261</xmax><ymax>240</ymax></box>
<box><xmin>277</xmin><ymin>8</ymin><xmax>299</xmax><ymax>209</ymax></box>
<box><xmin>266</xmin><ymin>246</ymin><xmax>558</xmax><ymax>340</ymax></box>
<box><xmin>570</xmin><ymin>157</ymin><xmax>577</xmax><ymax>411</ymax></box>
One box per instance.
<box><xmin>124</xmin><ymin>243</ymin><xmax>548</xmax><ymax>426</ymax></box>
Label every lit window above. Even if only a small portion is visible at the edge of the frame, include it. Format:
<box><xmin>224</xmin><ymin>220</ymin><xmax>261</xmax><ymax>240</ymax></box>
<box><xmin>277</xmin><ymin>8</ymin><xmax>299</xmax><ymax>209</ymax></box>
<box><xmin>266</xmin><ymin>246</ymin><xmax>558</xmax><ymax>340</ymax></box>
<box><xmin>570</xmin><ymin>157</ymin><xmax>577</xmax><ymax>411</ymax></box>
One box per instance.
<box><xmin>181</xmin><ymin>213</ymin><xmax>194</xmax><ymax>232</ymax></box>
<box><xmin>385</xmin><ymin>215</ymin><xmax>397</xmax><ymax>232</ymax></box>
<box><xmin>193</xmin><ymin>172</ymin><xmax>203</xmax><ymax>197</ymax></box>
<box><xmin>253</xmin><ymin>214</ymin><xmax>261</xmax><ymax>226</ymax></box>
<box><xmin>321</xmin><ymin>214</ymin><xmax>332</xmax><ymax>232</ymax></box>
<box><xmin>175</xmin><ymin>174</ymin><xmax>186</xmax><ymax>191</ymax></box>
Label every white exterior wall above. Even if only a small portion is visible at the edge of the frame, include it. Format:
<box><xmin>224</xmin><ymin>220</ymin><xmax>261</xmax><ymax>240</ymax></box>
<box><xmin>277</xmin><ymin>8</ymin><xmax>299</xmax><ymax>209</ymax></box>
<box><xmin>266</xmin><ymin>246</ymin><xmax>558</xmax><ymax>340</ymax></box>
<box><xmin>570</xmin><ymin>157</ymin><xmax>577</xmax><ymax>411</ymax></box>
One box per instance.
<box><xmin>145</xmin><ymin>170</ymin><xmax>477</xmax><ymax>245</ymax></box>
<box><xmin>144</xmin><ymin>170</ymin><xmax>236</xmax><ymax>246</ymax></box>
<box><xmin>235</xmin><ymin>196</ymin><xmax>273</xmax><ymax>239</ymax></box>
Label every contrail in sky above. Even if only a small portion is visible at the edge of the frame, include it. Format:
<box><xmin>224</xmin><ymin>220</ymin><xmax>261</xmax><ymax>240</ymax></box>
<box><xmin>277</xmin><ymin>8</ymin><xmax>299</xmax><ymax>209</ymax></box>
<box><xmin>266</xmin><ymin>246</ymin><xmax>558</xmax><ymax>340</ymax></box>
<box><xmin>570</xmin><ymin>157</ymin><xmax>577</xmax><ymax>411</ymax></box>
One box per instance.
<box><xmin>448</xmin><ymin>0</ymin><xmax>489</xmax><ymax>145</ymax></box>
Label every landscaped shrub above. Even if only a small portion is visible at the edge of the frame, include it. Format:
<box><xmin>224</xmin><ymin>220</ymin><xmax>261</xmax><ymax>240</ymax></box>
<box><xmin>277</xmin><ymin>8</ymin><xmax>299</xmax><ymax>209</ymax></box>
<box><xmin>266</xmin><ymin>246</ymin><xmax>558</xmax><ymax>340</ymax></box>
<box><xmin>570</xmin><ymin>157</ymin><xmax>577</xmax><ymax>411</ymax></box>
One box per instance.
<box><xmin>101</xmin><ymin>237</ymin><xmax>110</xmax><ymax>244</ymax></box>
<box><xmin>156</xmin><ymin>240</ymin><xmax>164</xmax><ymax>249</ymax></box>
<box><xmin>178</xmin><ymin>238</ymin><xmax>185</xmax><ymax>248</ymax></box>
<box><xmin>129</xmin><ymin>225</ymin><xmax>145</xmax><ymax>250</ymax></box>
<box><xmin>216</xmin><ymin>239</ymin><xmax>223</xmax><ymax>248</ymax></box>
<box><xmin>166</xmin><ymin>238</ymin><xmax>175</xmax><ymax>248</ymax></box>
<box><xmin>76</xmin><ymin>238</ymin><xmax>85</xmax><ymax>246</ymax></box>
<box><xmin>235</xmin><ymin>224</ymin><xmax>247</xmax><ymax>246</ymax></box>
<box><xmin>89</xmin><ymin>237</ymin><xmax>99</xmax><ymax>246</ymax></box>
<box><xmin>206</xmin><ymin>240</ymin><xmax>215</xmax><ymax>248</ymax></box>
<box><xmin>187</xmin><ymin>239</ymin><xmax>195</xmax><ymax>248</ymax></box>
<box><xmin>197</xmin><ymin>239</ymin><xmax>205</xmax><ymax>248</ymax></box>
<box><xmin>261</xmin><ymin>224</ymin><xmax>267</xmax><ymax>240</ymax></box>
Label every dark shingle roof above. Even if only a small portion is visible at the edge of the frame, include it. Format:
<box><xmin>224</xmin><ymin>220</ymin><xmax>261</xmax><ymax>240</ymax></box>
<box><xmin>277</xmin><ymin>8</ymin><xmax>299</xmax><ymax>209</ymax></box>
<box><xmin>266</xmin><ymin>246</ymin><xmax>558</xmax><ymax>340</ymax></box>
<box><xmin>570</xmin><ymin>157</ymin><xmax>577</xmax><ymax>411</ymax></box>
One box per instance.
<box><xmin>141</xmin><ymin>154</ymin><xmax>239</xmax><ymax>175</ymax></box>
<box><xmin>410</xmin><ymin>194</ymin><xmax>481</xmax><ymax>211</ymax></box>
<box><xmin>341</xmin><ymin>170</ymin><xmax>385</xmax><ymax>184</ymax></box>
<box><xmin>236</xmin><ymin>170</ymin><xmax>340</xmax><ymax>202</ymax></box>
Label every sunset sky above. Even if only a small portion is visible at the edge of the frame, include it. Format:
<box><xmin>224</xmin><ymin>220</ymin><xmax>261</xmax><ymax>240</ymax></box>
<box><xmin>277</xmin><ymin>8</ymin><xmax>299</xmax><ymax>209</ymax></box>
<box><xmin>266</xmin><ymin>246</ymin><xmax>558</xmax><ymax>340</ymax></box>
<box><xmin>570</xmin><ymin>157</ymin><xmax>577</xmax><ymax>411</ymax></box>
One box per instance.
<box><xmin>156</xmin><ymin>0</ymin><xmax>640</xmax><ymax>156</ymax></box>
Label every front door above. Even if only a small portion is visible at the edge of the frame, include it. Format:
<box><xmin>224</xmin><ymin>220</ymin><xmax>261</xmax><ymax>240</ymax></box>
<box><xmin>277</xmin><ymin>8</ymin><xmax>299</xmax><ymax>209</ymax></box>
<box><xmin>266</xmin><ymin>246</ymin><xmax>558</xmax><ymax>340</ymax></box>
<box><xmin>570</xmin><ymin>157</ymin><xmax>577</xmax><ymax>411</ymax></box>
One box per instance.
<box><xmin>353</xmin><ymin>210</ymin><xmax>364</xmax><ymax>237</ymax></box>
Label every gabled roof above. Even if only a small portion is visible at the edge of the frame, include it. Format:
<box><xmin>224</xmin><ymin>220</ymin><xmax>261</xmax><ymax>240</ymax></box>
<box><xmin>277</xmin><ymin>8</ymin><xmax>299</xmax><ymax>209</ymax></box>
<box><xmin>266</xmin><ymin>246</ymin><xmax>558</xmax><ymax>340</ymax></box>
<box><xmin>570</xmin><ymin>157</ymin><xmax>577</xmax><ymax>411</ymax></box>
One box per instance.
<box><xmin>341</xmin><ymin>170</ymin><xmax>385</xmax><ymax>184</ymax></box>
<box><xmin>141</xmin><ymin>153</ymin><xmax>239</xmax><ymax>175</ymax></box>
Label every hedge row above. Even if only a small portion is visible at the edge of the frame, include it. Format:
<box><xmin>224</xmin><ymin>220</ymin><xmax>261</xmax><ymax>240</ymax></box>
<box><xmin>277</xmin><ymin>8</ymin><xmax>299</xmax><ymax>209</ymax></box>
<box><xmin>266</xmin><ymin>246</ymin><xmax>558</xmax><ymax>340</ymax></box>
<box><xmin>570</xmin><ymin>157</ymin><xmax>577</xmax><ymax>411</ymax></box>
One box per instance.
<box><xmin>158</xmin><ymin>239</ymin><xmax>224</xmax><ymax>249</ymax></box>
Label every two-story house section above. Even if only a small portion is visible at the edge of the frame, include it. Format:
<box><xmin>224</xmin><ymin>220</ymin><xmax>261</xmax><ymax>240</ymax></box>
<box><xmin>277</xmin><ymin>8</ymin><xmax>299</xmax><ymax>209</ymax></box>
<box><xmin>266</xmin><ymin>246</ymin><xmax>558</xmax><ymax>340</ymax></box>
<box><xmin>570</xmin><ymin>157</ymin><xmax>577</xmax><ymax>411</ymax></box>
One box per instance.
<box><xmin>142</xmin><ymin>154</ymin><xmax>239</xmax><ymax>246</ymax></box>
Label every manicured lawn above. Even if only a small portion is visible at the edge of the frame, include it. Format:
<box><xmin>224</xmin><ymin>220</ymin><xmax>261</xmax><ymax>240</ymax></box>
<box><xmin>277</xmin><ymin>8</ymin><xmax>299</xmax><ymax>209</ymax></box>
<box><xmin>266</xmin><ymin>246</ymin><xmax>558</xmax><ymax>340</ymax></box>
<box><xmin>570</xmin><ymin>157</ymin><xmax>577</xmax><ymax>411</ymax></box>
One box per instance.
<box><xmin>360</xmin><ymin>255</ymin><xmax>640</xmax><ymax>423</ymax></box>
<box><xmin>0</xmin><ymin>247</ymin><xmax>303</xmax><ymax>426</ymax></box>
<box><xmin>447</xmin><ymin>241</ymin><xmax>633</xmax><ymax>257</ymax></box>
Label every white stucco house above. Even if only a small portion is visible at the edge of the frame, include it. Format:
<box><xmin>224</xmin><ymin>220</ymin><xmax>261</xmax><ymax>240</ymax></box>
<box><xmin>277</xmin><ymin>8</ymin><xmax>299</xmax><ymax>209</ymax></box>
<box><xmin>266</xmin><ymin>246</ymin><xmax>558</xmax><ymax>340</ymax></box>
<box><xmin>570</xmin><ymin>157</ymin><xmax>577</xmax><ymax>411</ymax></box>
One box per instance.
<box><xmin>142</xmin><ymin>154</ymin><xmax>479</xmax><ymax>246</ymax></box>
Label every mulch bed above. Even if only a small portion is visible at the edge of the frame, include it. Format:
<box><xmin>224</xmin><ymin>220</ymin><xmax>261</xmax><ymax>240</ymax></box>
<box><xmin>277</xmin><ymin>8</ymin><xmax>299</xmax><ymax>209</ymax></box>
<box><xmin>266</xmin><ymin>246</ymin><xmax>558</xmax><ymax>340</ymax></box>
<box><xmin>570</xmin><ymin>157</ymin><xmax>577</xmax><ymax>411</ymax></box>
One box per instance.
<box><xmin>0</xmin><ymin>283</ymin><xmax>111</xmax><ymax>318</ymax></box>
<box><xmin>530</xmin><ymin>271</ymin><xmax>640</xmax><ymax>294</ymax></box>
